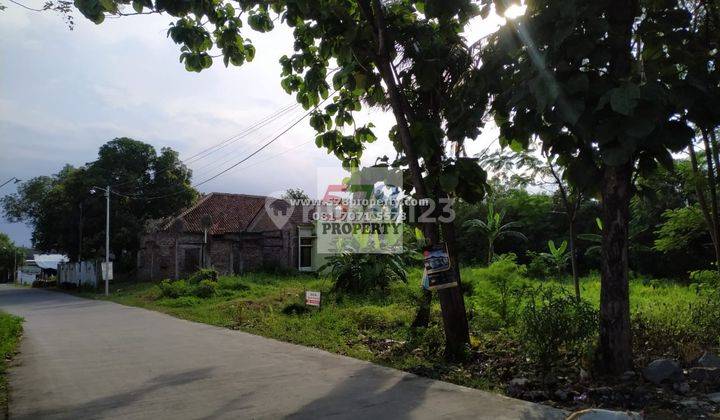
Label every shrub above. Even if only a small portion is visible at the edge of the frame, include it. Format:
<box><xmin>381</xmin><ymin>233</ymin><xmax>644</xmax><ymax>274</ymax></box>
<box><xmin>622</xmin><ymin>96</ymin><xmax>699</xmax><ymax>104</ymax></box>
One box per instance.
<box><xmin>689</xmin><ymin>270</ymin><xmax>720</xmax><ymax>288</ymax></box>
<box><xmin>518</xmin><ymin>286</ymin><xmax>598</xmax><ymax>369</ymax></box>
<box><xmin>194</xmin><ymin>279</ymin><xmax>218</xmax><ymax>298</ymax></box>
<box><xmin>158</xmin><ymin>279</ymin><xmax>191</xmax><ymax>298</ymax></box>
<box><xmin>187</xmin><ymin>268</ymin><xmax>218</xmax><ymax>284</ymax></box>
<box><xmin>468</xmin><ymin>254</ymin><xmax>527</xmax><ymax>328</ymax></box>
<box><xmin>320</xmin><ymin>253</ymin><xmax>406</xmax><ymax>294</ymax></box>
<box><xmin>526</xmin><ymin>251</ymin><xmax>552</xmax><ymax>279</ymax></box>
<box><xmin>690</xmin><ymin>291</ymin><xmax>720</xmax><ymax>346</ymax></box>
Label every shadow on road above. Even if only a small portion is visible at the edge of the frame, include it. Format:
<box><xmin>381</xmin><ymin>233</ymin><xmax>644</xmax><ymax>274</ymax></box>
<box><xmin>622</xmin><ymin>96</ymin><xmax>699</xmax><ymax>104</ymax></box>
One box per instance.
<box><xmin>17</xmin><ymin>367</ymin><xmax>217</xmax><ymax>420</ymax></box>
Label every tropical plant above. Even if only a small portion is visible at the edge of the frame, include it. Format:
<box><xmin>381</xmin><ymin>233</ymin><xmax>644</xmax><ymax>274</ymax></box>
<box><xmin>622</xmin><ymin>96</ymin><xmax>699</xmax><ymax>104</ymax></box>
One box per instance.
<box><xmin>463</xmin><ymin>201</ymin><xmax>527</xmax><ymax>265</ymax></box>
<box><xmin>581</xmin><ymin>217</ymin><xmax>650</xmax><ymax>259</ymax></box>
<box><xmin>319</xmin><ymin>253</ymin><xmax>407</xmax><ymax>294</ymax></box>
<box><xmin>541</xmin><ymin>240</ymin><xmax>570</xmax><ymax>277</ymax></box>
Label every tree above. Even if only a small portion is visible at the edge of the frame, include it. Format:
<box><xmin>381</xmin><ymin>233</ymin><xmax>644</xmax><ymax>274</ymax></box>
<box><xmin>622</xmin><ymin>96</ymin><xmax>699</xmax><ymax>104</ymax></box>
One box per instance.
<box><xmin>73</xmin><ymin>0</ymin><xmax>492</xmax><ymax>358</ymax></box>
<box><xmin>541</xmin><ymin>239</ymin><xmax>570</xmax><ymax>277</ymax></box>
<box><xmin>281</xmin><ymin>188</ymin><xmax>309</xmax><ymax>201</ymax></box>
<box><xmin>0</xmin><ymin>233</ymin><xmax>23</xmax><ymax>283</ymax></box>
<box><xmin>481</xmin><ymin>148</ymin><xmax>588</xmax><ymax>299</ymax></box>
<box><xmin>463</xmin><ymin>201</ymin><xmax>527</xmax><ymax>264</ymax></box>
<box><xmin>2</xmin><ymin>138</ymin><xmax>197</xmax><ymax>268</ymax></box>
<box><xmin>654</xmin><ymin>205</ymin><xmax>708</xmax><ymax>254</ymax></box>
<box><xmin>477</xmin><ymin>0</ymin><xmax>699</xmax><ymax>373</ymax></box>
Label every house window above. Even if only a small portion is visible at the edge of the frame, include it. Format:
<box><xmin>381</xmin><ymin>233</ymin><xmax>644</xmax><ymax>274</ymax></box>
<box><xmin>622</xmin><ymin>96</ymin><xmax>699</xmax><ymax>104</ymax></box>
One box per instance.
<box><xmin>298</xmin><ymin>227</ymin><xmax>315</xmax><ymax>271</ymax></box>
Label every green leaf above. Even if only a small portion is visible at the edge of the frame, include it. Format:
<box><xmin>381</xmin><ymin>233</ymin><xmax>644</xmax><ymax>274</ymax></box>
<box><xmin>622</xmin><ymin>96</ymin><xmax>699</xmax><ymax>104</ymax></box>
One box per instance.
<box><xmin>132</xmin><ymin>0</ymin><xmax>142</xmax><ymax>13</ymax></box>
<box><xmin>98</xmin><ymin>0</ymin><xmax>116</xmax><ymax>13</ymax></box>
<box><xmin>610</xmin><ymin>83</ymin><xmax>641</xmax><ymax>116</ymax></box>
<box><xmin>625</xmin><ymin>118</ymin><xmax>655</xmax><ymax>138</ymax></box>
<box><xmin>439</xmin><ymin>169</ymin><xmax>459</xmax><ymax>192</ymax></box>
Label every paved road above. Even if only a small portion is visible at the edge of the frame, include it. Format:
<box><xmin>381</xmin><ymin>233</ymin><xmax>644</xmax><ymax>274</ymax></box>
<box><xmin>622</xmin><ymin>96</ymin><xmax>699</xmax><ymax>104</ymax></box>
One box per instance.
<box><xmin>0</xmin><ymin>286</ymin><xmax>566</xmax><ymax>419</ymax></box>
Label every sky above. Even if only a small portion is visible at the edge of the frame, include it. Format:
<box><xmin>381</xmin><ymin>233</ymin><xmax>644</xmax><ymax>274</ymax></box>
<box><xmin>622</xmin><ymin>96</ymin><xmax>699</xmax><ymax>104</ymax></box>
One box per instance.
<box><xmin>0</xmin><ymin>4</ymin><xmax>510</xmax><ymax>247</ymax></box>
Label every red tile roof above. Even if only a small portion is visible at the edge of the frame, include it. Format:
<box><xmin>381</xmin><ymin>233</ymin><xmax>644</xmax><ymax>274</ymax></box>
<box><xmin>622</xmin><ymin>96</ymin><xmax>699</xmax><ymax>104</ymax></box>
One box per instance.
<box><xmin>247</xmin><ymin>200</ymin><xmax>315</xmax><ymax>232</ymax></box>
<box><xmin>166</xmin><ymin>193</ymin><xmax>268</xmax><ymax>234</ymax></box>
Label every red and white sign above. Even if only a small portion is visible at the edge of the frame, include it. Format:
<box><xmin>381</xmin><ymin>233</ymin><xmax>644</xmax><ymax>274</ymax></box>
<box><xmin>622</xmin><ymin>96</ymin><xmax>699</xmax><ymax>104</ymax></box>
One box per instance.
<box><xmin>305</xmin><ymin>291</ymin><xmax>321</xmax><ymax>307</ymax></box>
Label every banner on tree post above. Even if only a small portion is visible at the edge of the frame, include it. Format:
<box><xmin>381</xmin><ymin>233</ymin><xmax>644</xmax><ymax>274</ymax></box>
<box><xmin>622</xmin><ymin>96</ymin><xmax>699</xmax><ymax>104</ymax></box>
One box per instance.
<box><xmin>422</xmin><ymin>243</ymin><xmax>457</xmax><ymax>290</ymax></box>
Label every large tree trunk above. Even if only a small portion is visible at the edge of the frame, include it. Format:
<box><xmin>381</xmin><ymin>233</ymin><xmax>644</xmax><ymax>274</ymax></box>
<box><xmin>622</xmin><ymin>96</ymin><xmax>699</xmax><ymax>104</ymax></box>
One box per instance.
<box><xmin>358</xmin><ymin>0</ymin><xmax>470</xmax><ymax>358</ymax></box>
<box><xmin>439</xmin><ymin>219</ymin><xmax>470</xmax><ymax>359</ymax></box>
<box><xmin>596</xmin><ymin>0</ymin><xmax>637</xmax><ymax>375</ymax></box>
<box><xmin>597</xmin><ymin>163</ymin><xmax>634</xmax><ymax>374</ymax></box>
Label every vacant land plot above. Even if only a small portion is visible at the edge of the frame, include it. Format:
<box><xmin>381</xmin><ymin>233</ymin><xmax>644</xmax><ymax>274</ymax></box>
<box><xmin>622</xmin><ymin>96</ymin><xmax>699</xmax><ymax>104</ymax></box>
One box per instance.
<box><xmin>74</xmin><ymin>260</ymin><xmax>719</xmax><ymax>416</ymax></box>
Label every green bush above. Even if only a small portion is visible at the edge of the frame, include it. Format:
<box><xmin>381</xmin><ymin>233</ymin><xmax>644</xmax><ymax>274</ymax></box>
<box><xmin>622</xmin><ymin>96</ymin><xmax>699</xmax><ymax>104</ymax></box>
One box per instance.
<box><xmin>187</xmin><ymin>268</ymin><xmax>218</xmax><ymax>284</ymax></box>
<box><xmin>468</xmin><ymin>254</ymin><xmax>527</xmax><ymax>328</ymax></box>
<box><xmin>158</xmin><ymin>279</ymin><xmax>191</xmax><ymax>298</ymax></box>
<box><xmin>525</xmin><ymin>251</ymin><xmax>552</xmax><ymax>279</ymax></box>
<box><xmin>518</xmin><ymin>286</ymin><xmax>598</xmax><ymax>368</ymax></box>
<box><xmin>194</xmin><ymin>279</ymin><xmax>218</xmax><ymax>298</ymax></box>
<box><xmin>689</xmin><ymin>269</ymin><xmax>720</xmax><ymax>288</ymax></box>
<box><xmin>320</xmin><ymin>253</ymin><xmax>406</xmax><ymax>294</ymax></box>
<box><xmin>690</xmin><ymin>292</ymin><xmax>720</xmax><ymax>346</ymax></box>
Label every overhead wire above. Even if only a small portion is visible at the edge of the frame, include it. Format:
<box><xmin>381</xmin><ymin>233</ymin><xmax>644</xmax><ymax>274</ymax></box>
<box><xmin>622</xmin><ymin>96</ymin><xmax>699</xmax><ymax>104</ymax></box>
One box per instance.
<box><xmin>115</xmin><ymin>92</ymin><xmax>335</xmax><ymax>201</ymax></box>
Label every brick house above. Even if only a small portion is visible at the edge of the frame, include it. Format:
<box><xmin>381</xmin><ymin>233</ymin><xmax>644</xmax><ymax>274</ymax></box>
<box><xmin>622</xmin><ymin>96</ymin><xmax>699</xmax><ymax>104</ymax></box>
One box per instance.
<box><xmin>137</xmin><ymin>193</ymin><xmax>322</xmax><ymax>281</ymax></box>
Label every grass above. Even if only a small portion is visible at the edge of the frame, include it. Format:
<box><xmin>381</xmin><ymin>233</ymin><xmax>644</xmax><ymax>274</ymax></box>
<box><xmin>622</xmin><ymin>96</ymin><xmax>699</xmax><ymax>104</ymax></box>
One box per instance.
<box><xmin>0</xmin><ymin>311</ymin><xmax>23</xmax><ymax>418</ymax></box>
<box><xmin>73</xmin><ymin>262</ymin><xmax>718</xmax><ymax>399</ymax></box>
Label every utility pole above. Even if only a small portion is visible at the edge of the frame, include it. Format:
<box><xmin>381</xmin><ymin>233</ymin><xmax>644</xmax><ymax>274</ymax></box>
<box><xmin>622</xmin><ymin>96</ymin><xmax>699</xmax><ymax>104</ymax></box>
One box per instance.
<box><xmin>13</xmin><ymin>248</ymin><xmax>18</xmax><ymax>285</ymax></box>
<box><xmin>105</xmin><ymin>185</ymin><xmax>110</xmax><ymax>296</ymax></box>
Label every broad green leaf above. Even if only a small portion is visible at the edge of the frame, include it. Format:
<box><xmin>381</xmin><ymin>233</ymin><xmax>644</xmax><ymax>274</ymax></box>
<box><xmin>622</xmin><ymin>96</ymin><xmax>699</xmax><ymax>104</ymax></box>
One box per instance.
<box><xmin>610</xmin><ymin>83</ymin><xmax>641</xmax><ymax>116</ymax></box>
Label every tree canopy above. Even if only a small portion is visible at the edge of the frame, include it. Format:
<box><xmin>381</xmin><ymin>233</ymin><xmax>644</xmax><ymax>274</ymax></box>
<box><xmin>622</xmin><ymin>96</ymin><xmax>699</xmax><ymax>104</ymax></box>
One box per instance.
<box><xmin>2</xmin><ymin>138</ymin><xmax>197</xmax><ymax>268</ymax></box>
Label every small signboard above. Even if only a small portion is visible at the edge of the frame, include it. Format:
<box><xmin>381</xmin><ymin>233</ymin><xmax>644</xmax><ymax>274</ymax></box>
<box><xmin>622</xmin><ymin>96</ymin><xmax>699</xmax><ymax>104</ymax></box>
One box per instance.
<box><xmin>305</xmin><ymin>291</ymin><xmax>321</xmax><ymax>307</ymax></box>
<box><xmin>101</xmin><ymin>262</ymin><xmax>113</xmax><ymax>281</ymax></box>
<box><xmin>422</xmin><ymin>243</ymin><xmax>457</xmax><ymax>290</ymax></box>
<box><xmin>423</xmin><ymin>243</ymin><xmax>451</xmax><ymax>274</ymax></box>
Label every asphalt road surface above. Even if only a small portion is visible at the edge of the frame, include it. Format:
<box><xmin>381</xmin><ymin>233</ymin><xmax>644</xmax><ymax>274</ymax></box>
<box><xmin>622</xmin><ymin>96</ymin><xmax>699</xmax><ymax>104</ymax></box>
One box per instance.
<box><xmin>0</xmin><ymin>286</ymin><xmax>566</xmax><ymax>419</ymax></box>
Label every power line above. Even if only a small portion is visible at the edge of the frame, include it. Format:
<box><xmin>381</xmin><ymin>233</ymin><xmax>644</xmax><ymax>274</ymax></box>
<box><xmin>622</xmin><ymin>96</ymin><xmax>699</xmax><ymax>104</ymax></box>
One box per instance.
<box><xmin>116</xmin><ymin>93</ymin><xmax>334</xmax><ymax>201</ymax></box>
<box><xmin>184</xmin><ymin>102</ymin><xmax>299</xmax><ymax>164</ymax></box>
<box><xmin>193</xmin><ymin>94</ymin><xmax>335</xmax><ymax>188</ymax></box>
<box><xmin>7</xmin><ymin>0</ymin><xmax>45</xmax><ymax>12</ymax></box>
<box><xmin>106</xmin><ymin>68</ymin><xmax>339</xmax><ymax>190</ymax></box>
<box><xmin>189</xmin><ymin>107</ymin><xmax>306</xmax><ymax>178</ymax></box>
<box><xmin>108</xmin><ymin>102</ymin><xmax>300</xmax><ymax>189</ymax></box>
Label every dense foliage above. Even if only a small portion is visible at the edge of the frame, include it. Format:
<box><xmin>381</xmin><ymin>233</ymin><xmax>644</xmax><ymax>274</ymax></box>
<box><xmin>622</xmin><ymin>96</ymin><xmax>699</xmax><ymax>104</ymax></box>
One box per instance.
<box><xmin>1</xmin><ymin>138</ymin><xmax>197</xmax><ymax>270</ymax></box>
<box><xmin>0</xmin><ymin>233</ymin><xmax>23</xmax><ymax>283</ymax></box>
